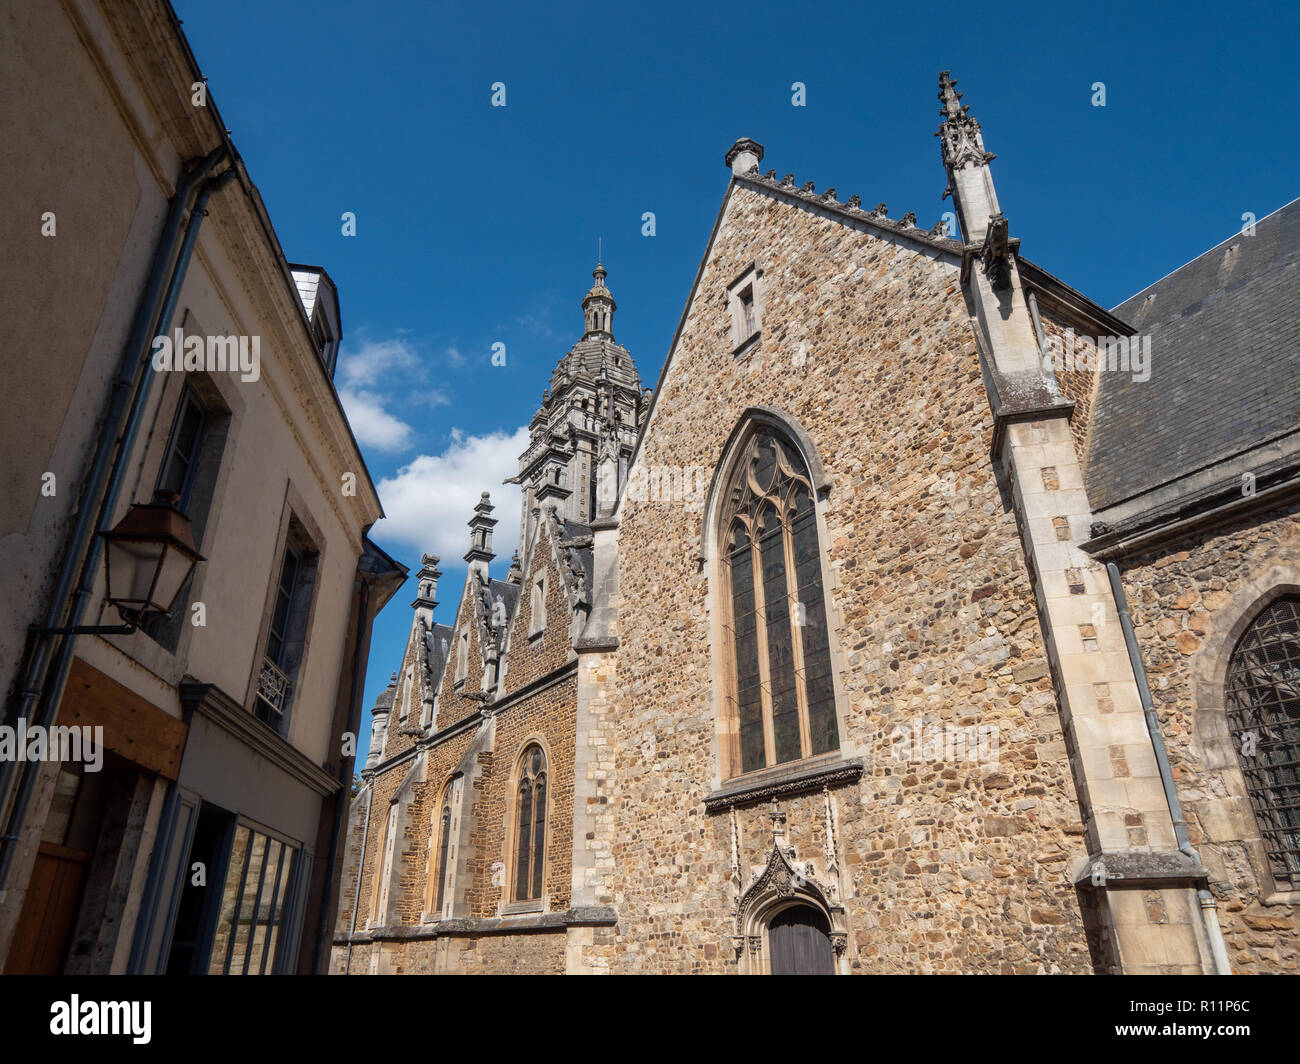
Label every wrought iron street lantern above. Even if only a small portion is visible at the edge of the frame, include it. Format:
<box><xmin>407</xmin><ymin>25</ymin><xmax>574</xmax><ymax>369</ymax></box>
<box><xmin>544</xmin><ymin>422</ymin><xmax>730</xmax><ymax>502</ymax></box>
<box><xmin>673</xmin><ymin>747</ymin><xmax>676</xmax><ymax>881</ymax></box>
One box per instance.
<box><xmin>32</xmin><ymin>490</ymin><xmax>205</xmax><ymax>636</ymax></box>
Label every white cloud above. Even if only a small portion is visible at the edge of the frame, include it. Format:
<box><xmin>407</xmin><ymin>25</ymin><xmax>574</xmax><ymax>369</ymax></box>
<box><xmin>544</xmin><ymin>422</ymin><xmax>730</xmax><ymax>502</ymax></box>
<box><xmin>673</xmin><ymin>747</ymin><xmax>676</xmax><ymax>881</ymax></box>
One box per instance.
<box><xmin>339</xmin><ymin>389</ymin><xmax>415</xmax><ymax>452</ymax></box>
<box><xmin>443</xmin><ymin>345</ymin><xmax>466</xmax><ymax>367</ymax></box>
<box><xmin>414</xmin><ymin>388</ymin><xmax>451</xmax><ymax>408</ymax></box>
<box><xmin>338</xmin><ymin>337</ymin><xmax>419</xmax><ymax>388</ymax></box>
<box><xmin>374</xmin><ymin>426</ymin><xmax>529</xmax><ymax>561</ymax></box>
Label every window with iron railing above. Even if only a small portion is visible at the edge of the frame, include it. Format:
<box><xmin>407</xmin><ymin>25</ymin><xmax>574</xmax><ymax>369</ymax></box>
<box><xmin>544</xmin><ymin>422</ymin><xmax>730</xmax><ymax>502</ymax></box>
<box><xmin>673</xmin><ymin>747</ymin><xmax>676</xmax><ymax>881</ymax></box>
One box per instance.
<box><xmin>253</xmin><ymin>523</ymin><xmax>317</xmax><ymax>733</ymax></box>
<box><xmin>1226</xmin><ymin>595</ymin><xmax>1300</xmax><ymax>890</ymax></box>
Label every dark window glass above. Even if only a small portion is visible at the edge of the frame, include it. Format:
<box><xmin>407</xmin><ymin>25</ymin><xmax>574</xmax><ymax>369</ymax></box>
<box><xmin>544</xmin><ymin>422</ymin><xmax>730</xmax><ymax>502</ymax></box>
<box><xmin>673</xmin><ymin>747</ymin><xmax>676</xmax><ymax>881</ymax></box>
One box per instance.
<box><xmin>514</xmin><ymin>745</ymin><xmax>547</xmax><ymax>902</ymax></box>
<box><xmin>760</xmin><ymin>502</ymin><xmax>800</xmax><ymax>765</ymax></box>
<box><xmin>266</xmin><ymin>549</ymin><xmax>300</xmax><ymax>667</ymax></box>
<box><xmin>1226</xmin><ymin>596</ymin><xmax>1300</xmax><ymax>887</ymax></box>
<box><xmin>515</xmin><ymin>780</ymin><xmax>532</xmax><ymax>901</ymax></box>
<box><xmin>435</xmin><ymin>800</ymin><xmax>452</xmax><ymax>913</ymax></box>
<box><xmin>730</xmin><ymin>523</ymin><xmax>765</xmax><ymax>773</ymax></box>
<box><xmin>792</xmin><ymin>485</ymin><xmax>838</xmax><ymax>756</ymax></box>
<box><xmin>532</xmin><ymin>774</ymin><xmax>546</xmax><ymax>899</ymax></box>
<box><xmin>157</xmin><ymin>391</ymin><xmax>206</xmax><ymax>510</ymax></box>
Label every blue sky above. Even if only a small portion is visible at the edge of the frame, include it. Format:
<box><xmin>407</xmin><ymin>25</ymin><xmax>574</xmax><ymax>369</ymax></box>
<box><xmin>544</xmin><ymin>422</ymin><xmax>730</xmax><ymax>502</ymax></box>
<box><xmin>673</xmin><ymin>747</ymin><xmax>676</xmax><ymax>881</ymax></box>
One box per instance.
<box><xmin>173</xmin><ymin>0</ymin><xmax>1297</xmax><ymax>765</ymax></box>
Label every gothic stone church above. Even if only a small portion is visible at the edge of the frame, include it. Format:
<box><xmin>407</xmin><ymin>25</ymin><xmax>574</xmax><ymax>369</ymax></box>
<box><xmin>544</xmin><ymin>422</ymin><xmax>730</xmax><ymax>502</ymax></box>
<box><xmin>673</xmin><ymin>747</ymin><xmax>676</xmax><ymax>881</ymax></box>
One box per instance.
<box><xmin>332</xmin><ymin>73</ymin><xmax>1300</xmax><ymax>975</ymax></box>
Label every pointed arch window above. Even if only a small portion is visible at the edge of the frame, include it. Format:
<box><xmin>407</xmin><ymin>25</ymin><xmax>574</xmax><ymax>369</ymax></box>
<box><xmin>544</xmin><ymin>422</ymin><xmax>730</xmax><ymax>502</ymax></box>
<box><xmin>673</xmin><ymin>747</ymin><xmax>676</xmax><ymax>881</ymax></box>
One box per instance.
<box><xmin>1226</xmin><ymin>595</ymin><xmax>1300</xmax><ymax>888</ymax></box>
<box><xmin>513</xmin><ymin>745</ymin><xmax>547</xmax><ymax>902</ymax></box>
<box><xmin>434</xmin><ymin>786</ymin><xmax>453</xmax><ymax>914</ymax></box>
<box><xmin>720</xmin><ymin>428</ymin><xmax>838</xmax><ymax>777</ymax></box>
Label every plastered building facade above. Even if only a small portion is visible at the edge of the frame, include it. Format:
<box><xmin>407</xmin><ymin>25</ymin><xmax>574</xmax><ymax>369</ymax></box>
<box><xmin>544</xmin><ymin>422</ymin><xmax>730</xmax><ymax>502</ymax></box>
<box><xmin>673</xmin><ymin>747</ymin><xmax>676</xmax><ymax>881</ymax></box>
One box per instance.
<box><xmin>335</xmin><ymin>75</ymin><xmax>1298</xmax><ymax>974</ymax></box>
<box><xmin>0</xmin><ymin>0</ymin><xmax>404</xmax><ymax>974</ymax></box>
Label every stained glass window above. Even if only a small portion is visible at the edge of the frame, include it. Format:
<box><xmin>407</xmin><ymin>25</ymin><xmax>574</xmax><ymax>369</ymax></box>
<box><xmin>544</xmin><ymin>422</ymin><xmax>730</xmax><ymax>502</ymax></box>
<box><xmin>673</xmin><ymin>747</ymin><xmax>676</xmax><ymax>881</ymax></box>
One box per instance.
<box><xmin>721</xmin><ymin>428</ymin><xmax>839</xmax><ymax>776</ymax></box>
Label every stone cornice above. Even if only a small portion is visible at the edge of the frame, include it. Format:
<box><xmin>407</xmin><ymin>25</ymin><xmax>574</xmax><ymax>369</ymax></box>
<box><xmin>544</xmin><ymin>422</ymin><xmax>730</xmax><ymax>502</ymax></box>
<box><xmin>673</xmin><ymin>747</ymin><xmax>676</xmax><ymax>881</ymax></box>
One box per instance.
<box><xmin>1084</xmin><ymin>464</ymin><xmax>1300</xmax><ymax>562</ymax></box>
<box><xmin>703</xmin><ymin>757</ymin><xmax>864</xmax><ymax>813</ymax></box>
<box><xmin>178</xmin><ymin>678</ymin><xmax>339</xmax><ymax>796</ymax></box>
<box><xmin>1018</xmin><ymin>257</ymin><xmax>1136</xmax><ymax>339</ymax></box>
<box><xmin>1072</xmin><ymin>851</ymin><xmax>1207</xmax><ymax>889</ymax></box>
<box><xmin>336</xmin><ymin>905</ymin><xmax>617</xmax><ymax>944</ymax></box>
<box><xmin>734</xmin><ymin>170</ymin><xmax>964</xmax><ymax>260</ymax></box>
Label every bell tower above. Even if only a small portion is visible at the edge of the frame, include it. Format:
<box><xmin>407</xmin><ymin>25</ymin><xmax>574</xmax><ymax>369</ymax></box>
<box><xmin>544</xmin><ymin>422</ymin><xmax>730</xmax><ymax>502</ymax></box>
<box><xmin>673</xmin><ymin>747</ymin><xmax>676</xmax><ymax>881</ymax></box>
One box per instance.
<box><xmin>510</xmin><ymin>260</ymin><xmax>646</xmax><ymax>549</ymax></box>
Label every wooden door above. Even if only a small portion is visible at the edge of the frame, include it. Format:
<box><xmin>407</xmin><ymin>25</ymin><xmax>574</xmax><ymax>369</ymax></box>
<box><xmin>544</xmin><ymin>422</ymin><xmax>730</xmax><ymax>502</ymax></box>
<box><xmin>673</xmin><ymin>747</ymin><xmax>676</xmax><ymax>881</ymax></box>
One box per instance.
<box><xmin>3</xmin><ymin>764</ymin><xmax>105</xmax><ymax>974</ymax></box>
<box><xmin>4</xmin><ymin>844</ymin><xmax>90</xmax><ymax>973</ymax></box>
<box><xmin>768</xmin><ymin>904</ymin><xmax>835</xmax><ymax>975</ymax></box>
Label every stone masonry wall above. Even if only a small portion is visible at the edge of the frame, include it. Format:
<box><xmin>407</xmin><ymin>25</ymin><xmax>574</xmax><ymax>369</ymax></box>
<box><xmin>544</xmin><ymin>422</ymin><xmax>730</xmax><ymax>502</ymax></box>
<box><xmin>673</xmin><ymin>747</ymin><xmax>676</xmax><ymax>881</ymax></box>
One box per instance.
<box><xmin>1118</xmin><ymin>503</ymin><xmax>1300</xmax><ymax>973</ymax></box>
<box><xmin>609</xmin><ymin>183</ymin><xmax>1094</xmax><ymax>973</ymax></box>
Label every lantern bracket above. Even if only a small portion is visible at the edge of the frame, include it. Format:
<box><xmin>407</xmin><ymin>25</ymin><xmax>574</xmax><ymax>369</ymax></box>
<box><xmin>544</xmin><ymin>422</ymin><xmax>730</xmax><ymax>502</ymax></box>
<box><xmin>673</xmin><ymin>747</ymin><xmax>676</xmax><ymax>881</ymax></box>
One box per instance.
<box><xmin>28</xmin><ymin>621</ymin><xmax>139</xmax><ymax>637</ymax></box>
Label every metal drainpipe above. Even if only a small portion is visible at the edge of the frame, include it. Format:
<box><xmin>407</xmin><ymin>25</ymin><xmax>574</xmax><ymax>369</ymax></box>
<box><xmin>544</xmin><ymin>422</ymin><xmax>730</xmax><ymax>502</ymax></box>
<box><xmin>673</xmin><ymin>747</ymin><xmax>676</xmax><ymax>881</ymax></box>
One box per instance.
<box><xmin>1106</xmin><ymin>561</ymin><xmax>1232</xmax><ymax>975</ymax></box>
<box><xmin>313</xmin><ymin>575</ymin><xmax>370</xmax><ymax>975</ymax></box>
<box><xmin>345</xmin><ymin>783</ymin><xmax>374</xmax><ymax>975</ymax></box>
<box><xmin>0</xmin><ymin>161</ymin><xmax>232</xmax><ymax>889</ymax></box>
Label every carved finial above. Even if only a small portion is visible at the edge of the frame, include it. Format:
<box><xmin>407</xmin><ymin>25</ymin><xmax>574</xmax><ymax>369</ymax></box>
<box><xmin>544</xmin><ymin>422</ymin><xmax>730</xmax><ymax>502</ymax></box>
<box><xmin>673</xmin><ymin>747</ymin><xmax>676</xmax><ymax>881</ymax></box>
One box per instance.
<box><xmin>846</xmin><ymin>194</ymin><xmax>861</xmax><ymax>209</ymax></box>
<box><xmin>769</xmin><ymin>798</ymin><xmax>787</xmax><ymax>845</ymax></box>
<box><xmin>822</xmin><ymin>187</ymin><xmax>836</xmax><ymax>201</ymax></box>
<box><xmin>936</xmin><ymin>69</ymin><xmax>996</xmax><ymax>171</ymax></box>
<box><xmin>724</xmin><ymin>137</ymin><xmax>764</xmax><ymax>173</ymax></box>
<box><xmin>764</xmin><ymin>169</ymin><xmax>776</xmax><ymax>179</ymax></box>
<box><xmin>929</xmin><ymin>219</ymin><xmax>949</xmax><ymax>237</ymax></box>
<box><xmin>801</xmin><ymin>180</ymin><xmax>815</xmax><ymax>192</ymax></box>
<box><xmin>872</xmin><ymin>202</ymin><xmax>888</xmax><ymax>217</ymax></box>
<box><xmin>938</xmin><ymin>70</ymin><xmax>965</xmax><ymax>120</ymax></box>
<box><xmin>902</xmin><ymin>211</ymin><xmax>917</xmax><ymax>227</ymax></box>
<box><xmin>781</xmin><ymin>173</ymin><xmax>795</xmax><ymax>187</ymax></box>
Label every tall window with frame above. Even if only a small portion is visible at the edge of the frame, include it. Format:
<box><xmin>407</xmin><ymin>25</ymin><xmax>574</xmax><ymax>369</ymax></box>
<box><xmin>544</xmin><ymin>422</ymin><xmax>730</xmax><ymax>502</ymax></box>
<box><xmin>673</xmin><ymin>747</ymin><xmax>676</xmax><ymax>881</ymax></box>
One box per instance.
<box><xmin>142</xmin><ymin>386</ymin><xmax>211</xmax><ymax>647</ymax></box>
<box><xmin>255</xmin><ymin>544</ymin><xmax>300</xmax><ymax>728</ymax></box>
<box><xmin>720</xmin><ymin>427</ymin><xmax>839</xmax><ymax>778</ymax></box>
<box><xmin>433</xmin><ymin>782</ymin><xmax>454</xmax><ymax>916</ymax></box>
<box><xmin>1225</xmin><ymin>595</ymin><xmax>1300</xmax><ymax>890</ymax></box>
<box><xmin>254</xmin><ymin>519</ymin><xmax>317</xmax><ymax>733</ymax></box>
<box><xmin>156</xmin><ymin>387</ymin><xmax>207</xmax><ymax>511</ymax></box>
<box><xmin>512</xmin><ymin>745</ymin><xmax>547</xmax><ymax>903</ymax></box>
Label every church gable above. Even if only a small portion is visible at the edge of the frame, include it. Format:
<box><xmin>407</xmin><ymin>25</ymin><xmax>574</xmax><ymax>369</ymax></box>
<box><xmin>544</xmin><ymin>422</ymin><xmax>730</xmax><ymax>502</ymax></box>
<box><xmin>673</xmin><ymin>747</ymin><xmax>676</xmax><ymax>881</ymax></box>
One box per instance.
<box><xmin>433</xmin><ymin>576</ymin><xmax>494</xmax><ymax>729</ymax></box>
<box><xmin>607</xmin><ymin>137</ymin><xmax>1080</xmax><ymax>973</ymax></box>
<box><xmin>501</xmin><ymin>506</ymin><xmax>588</xmax><ymax>695</ymax></box>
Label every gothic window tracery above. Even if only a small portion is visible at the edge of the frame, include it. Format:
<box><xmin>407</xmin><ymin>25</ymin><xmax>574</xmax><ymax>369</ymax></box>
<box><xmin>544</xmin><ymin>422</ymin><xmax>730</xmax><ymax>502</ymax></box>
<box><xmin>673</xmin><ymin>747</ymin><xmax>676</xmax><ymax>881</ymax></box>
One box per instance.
<box><xmin>1225</xmin><ymin>595</ymin><xmax>1300</xmax><ymax>888</ymax></box>
<box><xmin>720</xmin><ymin>428</ymin><xmax>838</xmax><ymax>777</ymax></box>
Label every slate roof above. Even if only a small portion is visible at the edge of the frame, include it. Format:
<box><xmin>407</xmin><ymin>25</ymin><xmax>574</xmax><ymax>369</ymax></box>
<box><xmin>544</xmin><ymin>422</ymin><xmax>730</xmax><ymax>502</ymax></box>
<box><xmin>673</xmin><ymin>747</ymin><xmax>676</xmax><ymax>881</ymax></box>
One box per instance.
<box><xmin>1088</xmin><ymin>198</ymin><xmax>1300</xmax><ymax>513</ymax></box>
<box><xmin>480</xmin><ymin>578</ymin><xmax>520</xmax><ymax>655</ymax></box>
<box><xmin>372</xmin><ymin>673</ymin><xmax>397</xmax><ymax>712</ymax></box>
<box><xmin>291</xmin><ymin>267</ymin><xmax>321</xmax><ymax>319</ymax></box>
<box><xmin>425</xmin><ymin>623</ymin><xmax>454</xmax><ymax>685</ymax></box>
<box><xmin>552</xmin><ymin>337</ymin><xmax>640</xmax><ymax>386</ymax></box>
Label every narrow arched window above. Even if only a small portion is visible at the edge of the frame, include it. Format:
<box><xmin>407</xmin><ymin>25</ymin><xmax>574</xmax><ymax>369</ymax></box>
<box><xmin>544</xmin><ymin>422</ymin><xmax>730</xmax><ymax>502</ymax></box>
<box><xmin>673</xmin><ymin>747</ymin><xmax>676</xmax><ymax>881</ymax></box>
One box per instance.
<box><xmin>1225</xmin><ymin>595</ymin><xmax>1300</xmax><ymax>888</ymax></box>
<box><xmin>434</xmin><ymin>790</ymin><xmax>453</xmax><ymax>914</ymax></box>
<box><xmin>513</xmin><ymin>745</ymin><xmax>547</xmax><ymax>901</ymax></box>
<box><xmin>721</xmin><ymin>428</ymin><xmax>838</xmax><ymax>776</ymax></box>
